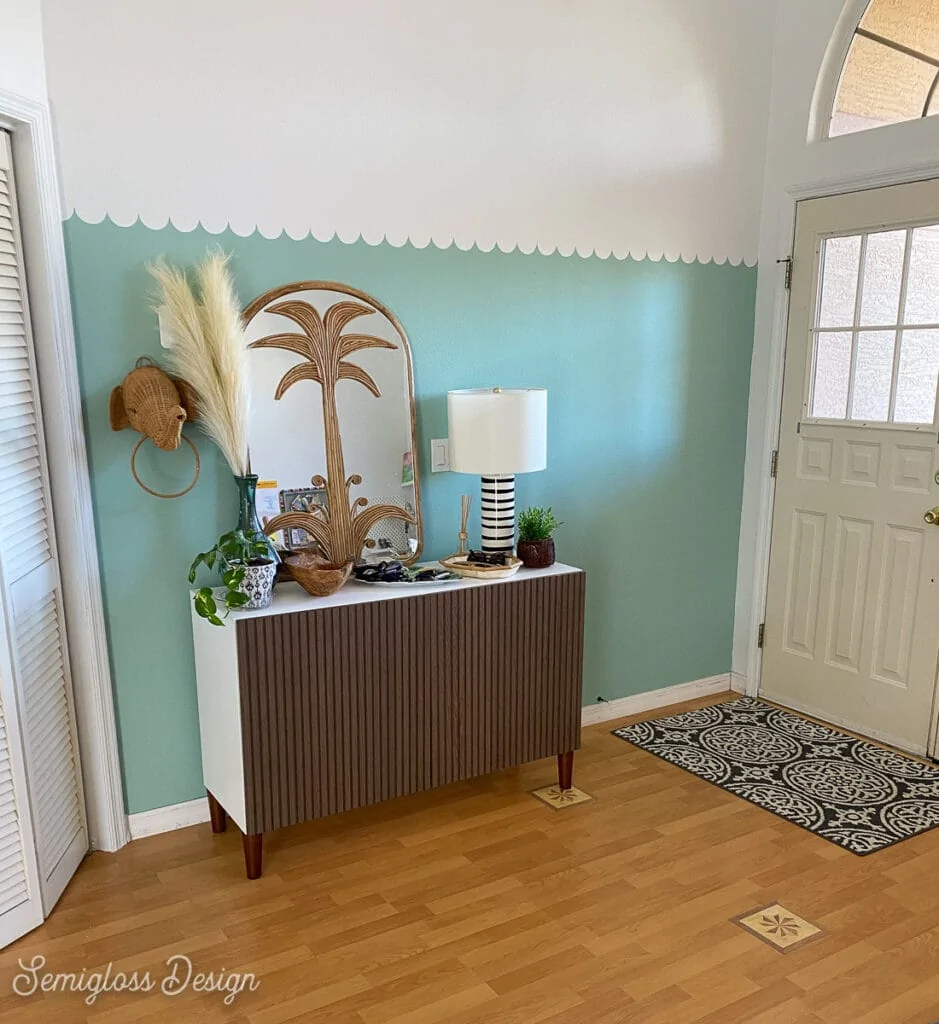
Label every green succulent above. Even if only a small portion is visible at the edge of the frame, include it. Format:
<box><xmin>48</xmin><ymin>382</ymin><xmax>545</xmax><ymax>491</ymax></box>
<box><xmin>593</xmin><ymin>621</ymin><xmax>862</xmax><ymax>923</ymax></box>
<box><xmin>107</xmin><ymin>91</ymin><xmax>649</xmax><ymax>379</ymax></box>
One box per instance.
<box><xmin>517</xmin><ymin>506</ymin><xmax>562</xmax><ymax>542</ymax></box>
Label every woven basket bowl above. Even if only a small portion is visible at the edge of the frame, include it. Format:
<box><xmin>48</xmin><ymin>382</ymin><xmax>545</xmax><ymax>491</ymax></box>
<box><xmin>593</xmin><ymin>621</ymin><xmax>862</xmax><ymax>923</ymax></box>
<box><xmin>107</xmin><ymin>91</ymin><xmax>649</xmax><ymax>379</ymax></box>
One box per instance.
<box><xmin>285</xmin><ymin>554</ymin><xmax>353</xmax><ymax>597</ymax></box>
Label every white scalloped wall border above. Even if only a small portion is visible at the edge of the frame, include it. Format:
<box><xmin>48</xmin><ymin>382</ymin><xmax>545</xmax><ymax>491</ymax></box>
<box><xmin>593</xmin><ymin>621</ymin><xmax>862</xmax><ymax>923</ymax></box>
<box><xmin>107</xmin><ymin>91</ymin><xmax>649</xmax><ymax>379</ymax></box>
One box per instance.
<box><xmin>44</xmin><ymin>0</ymin><xmax>772</xmax><ymax>271</ymax></box>
<box><xmin>65</xmin><ymin>208</ymin><xmax>757</xmax><ymax>268</ymax></box>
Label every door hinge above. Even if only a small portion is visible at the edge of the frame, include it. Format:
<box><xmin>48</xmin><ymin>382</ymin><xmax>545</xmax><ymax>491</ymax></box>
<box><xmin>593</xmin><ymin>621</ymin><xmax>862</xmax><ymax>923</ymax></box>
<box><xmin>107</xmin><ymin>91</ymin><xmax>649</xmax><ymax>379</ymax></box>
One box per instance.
<box><xmin>770</xmin><ymin>449</ymin><xmax>779</xmax><ymax>478</ymax></box>
<box><xmin>757</xmin><ymin>623</ymin><xmax>766</xmax><ymax>649</ymax></box>
<box><xmin>777</xmin><ymin>256</ymin><xmax>792</xmax><ymax>290</ymax></box>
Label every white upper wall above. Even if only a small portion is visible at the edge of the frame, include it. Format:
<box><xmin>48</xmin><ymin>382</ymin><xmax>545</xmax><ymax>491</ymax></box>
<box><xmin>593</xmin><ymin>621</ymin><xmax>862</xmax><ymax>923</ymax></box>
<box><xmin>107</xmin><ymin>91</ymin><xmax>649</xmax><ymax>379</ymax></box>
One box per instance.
<box><xmin>1</xmin><ymin>0</ymin><xmax>47</xmax><ymax>101</ymax></box>
<box><xmin>40</xmin><ymin>0</ymin><xmax>775</xmax><ymax>264</ymax></box>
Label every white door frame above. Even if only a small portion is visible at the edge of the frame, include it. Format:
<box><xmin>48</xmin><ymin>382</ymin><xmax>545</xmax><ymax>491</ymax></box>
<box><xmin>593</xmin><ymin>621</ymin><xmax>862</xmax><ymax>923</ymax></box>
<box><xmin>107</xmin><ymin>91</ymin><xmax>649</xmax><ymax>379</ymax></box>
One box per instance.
<box><xmin>0</xmin><ymin>87</ymin><xmax>129</xmax><ymax>851</ymax></box>
<box><xmin>741</xmin><ymin>158</ymin><xmax>939</xmax><ymax>760</ymax></box>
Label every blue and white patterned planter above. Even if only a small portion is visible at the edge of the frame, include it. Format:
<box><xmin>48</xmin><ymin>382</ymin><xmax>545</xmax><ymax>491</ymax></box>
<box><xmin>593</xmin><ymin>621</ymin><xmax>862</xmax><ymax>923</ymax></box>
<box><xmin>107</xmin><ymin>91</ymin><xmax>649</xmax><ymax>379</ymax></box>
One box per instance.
<box><xmin>234</xmin><ymin>560</ymin><xmax>276</xmax><ymax>610</ymax></box>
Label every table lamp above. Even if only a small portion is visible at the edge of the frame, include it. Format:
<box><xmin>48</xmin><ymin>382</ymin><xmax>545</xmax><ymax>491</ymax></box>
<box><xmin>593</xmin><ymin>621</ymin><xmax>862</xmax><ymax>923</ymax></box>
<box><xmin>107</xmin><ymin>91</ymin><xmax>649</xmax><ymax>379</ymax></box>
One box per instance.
<box><xmin>447</xmin><ymin>387</ymin><xmax>547</xmax><ymax>554</ymax></box>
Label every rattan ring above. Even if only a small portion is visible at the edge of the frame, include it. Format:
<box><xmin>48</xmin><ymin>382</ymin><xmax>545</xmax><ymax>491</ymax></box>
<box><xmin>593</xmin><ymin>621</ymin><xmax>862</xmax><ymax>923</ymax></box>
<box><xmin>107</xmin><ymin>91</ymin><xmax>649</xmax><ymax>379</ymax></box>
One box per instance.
<box><xmin>130</xmin><ymin>435</ymin><xmax>201</xmax><ymax>499</ymax></box>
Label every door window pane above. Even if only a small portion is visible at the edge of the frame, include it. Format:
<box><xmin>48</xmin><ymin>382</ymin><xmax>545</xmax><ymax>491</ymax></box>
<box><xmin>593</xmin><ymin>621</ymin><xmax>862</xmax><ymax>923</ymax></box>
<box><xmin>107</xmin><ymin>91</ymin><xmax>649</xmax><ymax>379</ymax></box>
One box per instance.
<box><xmin>859</xmin><ymin>230</ymin><xmax>905</xmax><ymax>325</ymax></box>
<box><xmin>851</xmin><ymin>331</ymin><xmax>895</xmax><ymax>421</ymax></box>
<box><xmin>860</xmin><ymin>0</ymin><xmax>939</xmax><ymax>60</ymax></box>
<box><xmin>809</xmin><ymin>222</ymin><xmax>939</xmax><ymax>425</ymax></box>
<box><xmin>811</xmin><ymin>332</ymin><xmax>852</xmax><ymax>419</ymax></box>
<box><xmin>830</xmin><ymin>1</ymin><xmax>939</xmax><ymax>139</ymax></box>
<box><xmin>818</xmin><ymin>236</ymin><xmax>861</xmax><ymax>328</ymax></box>
<box><xmin>831</xmin><ymin>32</ymin><xmax>938</xmax><ymax>137</ymax></box>
<box><xmin>904</xmin><ymin>225</ymin><xmax>939</xmax><ymax>324</ymax></box>
<box><xmin>894</xmin><ymin>330</ymin><xmax>939</xmax><ymax>424</ymax></box>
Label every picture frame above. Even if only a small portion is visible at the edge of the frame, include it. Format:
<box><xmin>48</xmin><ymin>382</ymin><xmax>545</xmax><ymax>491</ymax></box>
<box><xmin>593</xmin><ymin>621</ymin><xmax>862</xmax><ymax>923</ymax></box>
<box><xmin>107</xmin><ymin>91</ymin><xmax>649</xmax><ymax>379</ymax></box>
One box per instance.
<box><xmin>278</xmin><ymin>486</ymin><xmax>328</xmax><ymax>551</ymax></box>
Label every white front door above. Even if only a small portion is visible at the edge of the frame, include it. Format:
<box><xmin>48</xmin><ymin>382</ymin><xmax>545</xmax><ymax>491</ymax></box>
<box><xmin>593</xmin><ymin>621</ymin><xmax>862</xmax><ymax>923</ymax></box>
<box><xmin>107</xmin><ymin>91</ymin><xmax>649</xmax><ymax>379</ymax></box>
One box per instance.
<box><xmin>763</xmin><ymin>180</ymin><xmax>939</xmax><ymax>756</ymax></box>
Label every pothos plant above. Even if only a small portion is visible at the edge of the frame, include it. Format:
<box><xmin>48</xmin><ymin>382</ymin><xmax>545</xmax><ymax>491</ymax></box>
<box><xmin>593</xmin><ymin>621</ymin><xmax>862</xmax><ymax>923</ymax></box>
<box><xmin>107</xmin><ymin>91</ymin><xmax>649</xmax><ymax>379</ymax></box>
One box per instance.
<box><xmin>189</xmin><ymin>529</ymin><xmax>273</xmax><ymax>626</ymax></box>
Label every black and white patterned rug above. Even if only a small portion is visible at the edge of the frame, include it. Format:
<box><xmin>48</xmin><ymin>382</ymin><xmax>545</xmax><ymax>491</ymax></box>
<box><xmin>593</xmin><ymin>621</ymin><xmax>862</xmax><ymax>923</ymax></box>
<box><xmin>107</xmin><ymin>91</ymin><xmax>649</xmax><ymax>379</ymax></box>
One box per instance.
<box><xmin>612</xmin><ymin>697</ymin><xmax>939</xmax><ymax>855</ymax></box>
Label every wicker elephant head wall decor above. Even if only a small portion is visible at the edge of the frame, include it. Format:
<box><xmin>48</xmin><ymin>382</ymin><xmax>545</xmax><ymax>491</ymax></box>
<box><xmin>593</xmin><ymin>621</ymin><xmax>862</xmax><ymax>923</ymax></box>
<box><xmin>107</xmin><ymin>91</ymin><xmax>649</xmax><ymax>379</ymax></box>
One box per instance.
<box><xmin>109</xmin><ymin>356</ymin><xmax>202</xmax><ymax>498</ymax></box>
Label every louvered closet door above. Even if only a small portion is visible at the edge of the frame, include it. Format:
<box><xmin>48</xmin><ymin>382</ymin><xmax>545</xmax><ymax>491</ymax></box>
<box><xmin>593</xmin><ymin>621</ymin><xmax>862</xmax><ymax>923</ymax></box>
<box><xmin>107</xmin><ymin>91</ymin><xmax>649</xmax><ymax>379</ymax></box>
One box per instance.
<box><xmin>0</xmin><ymin>619</ymin><xmax>43</xmax><ymax>946</ymax></box>
<box><xmin>0</xmin><ymin>130</ymin><xmax>87</xmax><ymax>924</ymax></box>
<box><xmin>0</xmin><ymin>135</ymin><xmax>43</xmax><ymax>949</ymax></box>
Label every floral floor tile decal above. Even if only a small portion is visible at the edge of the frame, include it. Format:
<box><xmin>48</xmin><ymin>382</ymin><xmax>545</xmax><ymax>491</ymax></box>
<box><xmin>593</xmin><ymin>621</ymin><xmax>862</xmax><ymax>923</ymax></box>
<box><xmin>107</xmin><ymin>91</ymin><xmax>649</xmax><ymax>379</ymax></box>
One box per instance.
<box><xmin>733</xmin><ymin>903</ymin><xmax>824</xmax><ymax>952</ymax></box>
<box><xmin>530</xmin><ymin>785</ymin><xmax>592</xmax><ymax>809</ymax></box>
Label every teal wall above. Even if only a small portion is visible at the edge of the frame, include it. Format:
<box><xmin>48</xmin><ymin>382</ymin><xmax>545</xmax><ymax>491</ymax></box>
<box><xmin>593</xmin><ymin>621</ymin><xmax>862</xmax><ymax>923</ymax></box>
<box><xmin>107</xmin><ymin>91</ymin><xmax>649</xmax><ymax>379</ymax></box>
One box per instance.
<box><xmin>64</xmin><ymin>216</ymin><xmax>756</xmax><ymax>814</ymax></box>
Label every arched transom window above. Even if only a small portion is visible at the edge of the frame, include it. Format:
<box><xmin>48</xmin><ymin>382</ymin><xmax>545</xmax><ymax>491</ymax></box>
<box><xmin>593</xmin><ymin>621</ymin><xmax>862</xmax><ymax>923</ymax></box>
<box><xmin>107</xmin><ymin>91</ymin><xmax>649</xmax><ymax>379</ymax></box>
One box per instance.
<box><xmin>830</xmin><ymin>0</ymin><xmax>939</xmax><ymax>137</ymax></box>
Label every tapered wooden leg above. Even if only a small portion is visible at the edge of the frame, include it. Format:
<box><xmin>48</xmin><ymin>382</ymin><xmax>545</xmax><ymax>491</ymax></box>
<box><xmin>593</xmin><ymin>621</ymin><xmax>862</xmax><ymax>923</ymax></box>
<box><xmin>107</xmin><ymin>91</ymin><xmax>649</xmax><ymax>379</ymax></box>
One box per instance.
<box><xmin>207</xmin><ymin>790</ymin><xmax>227</xmax><ymax>834</ymax></box>
<box><xmin>557</xmin><ymin>751</ymin><xmax>574</xmax><ymax>791</ymax></box>
<box><xmin>243</xmin><ymin>833</ymin><xmax>263</xmax><ymax>880</ymax></box>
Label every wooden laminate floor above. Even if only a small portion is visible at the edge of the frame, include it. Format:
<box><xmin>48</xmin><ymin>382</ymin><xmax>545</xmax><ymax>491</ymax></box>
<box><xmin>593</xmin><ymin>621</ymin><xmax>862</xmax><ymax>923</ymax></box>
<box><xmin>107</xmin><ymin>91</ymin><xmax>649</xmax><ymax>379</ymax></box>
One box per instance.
<box><xmin>3</xmin><ymin>692</ymin><xmax>939</xmax><ymax>1023</ymax></box>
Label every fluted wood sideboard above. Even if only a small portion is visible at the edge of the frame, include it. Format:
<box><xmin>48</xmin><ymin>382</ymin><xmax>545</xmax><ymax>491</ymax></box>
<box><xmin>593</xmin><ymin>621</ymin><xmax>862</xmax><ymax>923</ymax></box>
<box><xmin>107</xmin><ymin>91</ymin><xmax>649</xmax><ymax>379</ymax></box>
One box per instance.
<box><xmin>191</xmin><ymin>564</ymin><xmax>586</xmax><ymax>878</ymax></box>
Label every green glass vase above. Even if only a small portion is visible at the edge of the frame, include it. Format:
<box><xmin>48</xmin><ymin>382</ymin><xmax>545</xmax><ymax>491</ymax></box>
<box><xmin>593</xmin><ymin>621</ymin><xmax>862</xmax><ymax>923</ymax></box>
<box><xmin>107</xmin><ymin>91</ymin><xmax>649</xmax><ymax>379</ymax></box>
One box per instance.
<box><xmin>233</xmin><ymin>474</ymin><xmax>279</xmax><ymax>562</ymax></box>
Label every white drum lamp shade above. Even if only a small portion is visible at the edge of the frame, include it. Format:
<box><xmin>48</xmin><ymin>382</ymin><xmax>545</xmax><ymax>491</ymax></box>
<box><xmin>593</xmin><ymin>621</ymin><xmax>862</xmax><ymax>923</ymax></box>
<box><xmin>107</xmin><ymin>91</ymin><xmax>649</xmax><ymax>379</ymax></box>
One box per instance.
<box><xmin>447</xmin><ymin>388</ymin><xmax>547</xmax><ymax>553</ymax></box>
<box><xmin>448</xmin><ymin>388</ymin><xmax>547</xmax><ymax>474</ymax></box>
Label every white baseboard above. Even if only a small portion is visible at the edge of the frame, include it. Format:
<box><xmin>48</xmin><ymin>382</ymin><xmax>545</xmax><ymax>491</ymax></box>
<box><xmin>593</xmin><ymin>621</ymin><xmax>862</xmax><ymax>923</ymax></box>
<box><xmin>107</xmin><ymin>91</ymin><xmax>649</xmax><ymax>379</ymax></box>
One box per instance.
<box><xmin>580</xmin><ymin>673</ymin><xmax>734</xmax><ymax>727</ymax></box>
<box><xmin>130</xmin><ymin>674</ymin><xmax>737</xmax><ymax>840</ymax></box>
<box><xmin>729</xmin><ymin>671</ymin><xmax>749</xmax><ymax>694</ymax></box>
<box><xmin>128</xmin><ymin>797</ymin><xmax>210</xmax><ymax>840</ymax></box>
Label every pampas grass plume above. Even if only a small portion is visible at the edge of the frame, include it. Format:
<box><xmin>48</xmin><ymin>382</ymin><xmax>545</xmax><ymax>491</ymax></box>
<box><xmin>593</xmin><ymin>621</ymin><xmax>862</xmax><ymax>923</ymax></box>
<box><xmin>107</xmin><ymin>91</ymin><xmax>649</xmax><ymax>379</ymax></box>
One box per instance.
<box><xmin>150</xmin><ymin>251</ymin><xmax>249</xmax><ymax>476</ymax></box>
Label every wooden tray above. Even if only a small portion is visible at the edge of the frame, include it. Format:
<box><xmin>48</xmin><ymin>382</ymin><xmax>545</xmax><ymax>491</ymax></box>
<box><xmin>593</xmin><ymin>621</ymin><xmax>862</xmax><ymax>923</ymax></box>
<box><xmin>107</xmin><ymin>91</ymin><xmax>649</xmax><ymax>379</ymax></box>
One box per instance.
<box><xmin>439</xmin><ymin>554</ymin><xmax>522</xmax><ymax>580</ymax></box>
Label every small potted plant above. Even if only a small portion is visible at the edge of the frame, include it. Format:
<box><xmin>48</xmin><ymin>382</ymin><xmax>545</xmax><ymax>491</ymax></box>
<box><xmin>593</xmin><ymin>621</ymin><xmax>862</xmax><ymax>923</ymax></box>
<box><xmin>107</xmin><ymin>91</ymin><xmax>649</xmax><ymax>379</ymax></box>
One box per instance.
<box><xmin>517</xmin><ymin>506</ymin><xmax>562</xmax><ymax>569</ymax></box>
<box><xmin>189</xmin><ymin>529</ymin><xmax>276</xmax><ymax>625</ymax></box>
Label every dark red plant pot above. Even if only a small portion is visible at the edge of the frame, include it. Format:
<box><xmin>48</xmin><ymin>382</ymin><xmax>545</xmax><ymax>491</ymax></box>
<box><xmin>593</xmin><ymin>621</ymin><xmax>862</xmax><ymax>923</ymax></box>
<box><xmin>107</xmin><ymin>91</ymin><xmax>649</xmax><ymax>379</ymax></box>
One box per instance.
<box><xmin>517</xmin><ymin>537</ymin><xmax>556</xmax><ymax>569</ymax></box>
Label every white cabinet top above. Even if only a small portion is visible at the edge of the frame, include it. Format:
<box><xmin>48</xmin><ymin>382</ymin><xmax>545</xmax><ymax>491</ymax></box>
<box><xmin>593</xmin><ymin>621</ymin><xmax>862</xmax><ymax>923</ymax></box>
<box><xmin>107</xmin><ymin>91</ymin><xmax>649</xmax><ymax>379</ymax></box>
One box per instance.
<box><xmin>194</xmin><ymin>562</ymin><xmax>583</xmax><ymax>622</ymax></box>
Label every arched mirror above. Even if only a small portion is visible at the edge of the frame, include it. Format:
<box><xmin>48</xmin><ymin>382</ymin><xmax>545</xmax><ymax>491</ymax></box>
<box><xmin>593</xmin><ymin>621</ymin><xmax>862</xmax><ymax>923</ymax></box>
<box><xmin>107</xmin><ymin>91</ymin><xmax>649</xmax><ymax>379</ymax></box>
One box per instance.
<box><xmin>243</xmin><ymin>281</ymin><xmax>422</xmax><ymax>565</ymax></box>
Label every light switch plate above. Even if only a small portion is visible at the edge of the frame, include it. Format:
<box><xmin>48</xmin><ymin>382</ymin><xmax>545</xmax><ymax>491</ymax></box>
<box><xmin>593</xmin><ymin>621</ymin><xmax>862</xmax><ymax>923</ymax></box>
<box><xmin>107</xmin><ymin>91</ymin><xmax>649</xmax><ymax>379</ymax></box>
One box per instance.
<box><xmin>157</xmin><ymin>306</ymin><xmax>173</xmax><ymax>349</ymax></box>
<box><xmin>430</xmin><ymin>438</ymin><xmax>450</xmax><ymax>472</ymax></box>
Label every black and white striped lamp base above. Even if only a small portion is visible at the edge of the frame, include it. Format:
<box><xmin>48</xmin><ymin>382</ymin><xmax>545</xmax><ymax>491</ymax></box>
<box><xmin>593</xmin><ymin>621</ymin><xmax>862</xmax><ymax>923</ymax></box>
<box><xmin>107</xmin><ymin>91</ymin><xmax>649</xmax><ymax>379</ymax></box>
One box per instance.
<box><xmin>480</xmin><ymin>475</ymin><xmax>516</xmax><ymax>554</ymax></box>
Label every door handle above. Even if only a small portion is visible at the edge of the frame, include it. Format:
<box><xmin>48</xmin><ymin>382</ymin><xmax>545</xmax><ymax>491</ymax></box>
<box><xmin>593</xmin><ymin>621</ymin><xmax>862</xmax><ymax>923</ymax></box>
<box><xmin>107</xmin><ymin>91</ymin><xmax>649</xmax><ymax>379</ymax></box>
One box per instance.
<box><xmin>925</xmin><ymin>507</ymin><xmax>939</xmax><ymax>525</ymax></box>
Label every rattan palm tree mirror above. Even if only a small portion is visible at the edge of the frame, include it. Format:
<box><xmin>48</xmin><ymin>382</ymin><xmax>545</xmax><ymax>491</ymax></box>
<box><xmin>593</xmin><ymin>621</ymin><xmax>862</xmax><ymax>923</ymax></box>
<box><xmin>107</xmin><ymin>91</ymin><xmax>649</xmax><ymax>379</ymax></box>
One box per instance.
<box><xmin>243</xmin><ymin>281</ymin><xmax>422</xmax><ymax>566</ymax></box>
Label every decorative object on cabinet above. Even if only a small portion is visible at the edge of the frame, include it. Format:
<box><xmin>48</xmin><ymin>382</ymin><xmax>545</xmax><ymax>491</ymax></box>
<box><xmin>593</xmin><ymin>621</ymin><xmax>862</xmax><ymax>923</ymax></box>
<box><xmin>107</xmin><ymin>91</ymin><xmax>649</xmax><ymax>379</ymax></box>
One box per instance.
<box><xmin>149</xmin><ymin>252</ymin><xmax>251</xmax><ymax>476</ymax></box>
<box><xmin>189</xmin><ymin>529</ymin><xmax>277</xmax><ymax>624</ymax></box>
<box><xmin>351</xmin><ymin>561</ymin><xmax>459</xmax><ymax>585</ymax></box>
<box><xmin>278</xmin><ymin>485</ymin><xmax>329</xmax><ymax>551</ymax></box>
<box><xmin>256</xmin><ymin>480</ymin><xmax>282</xmax><ymax>545</ymax></box>
<box><xmin>440</xmin><ymin>552</ymin><xmax>522</xmax><ymax>580</ymax></box>
<box><xmin>242</xmin><ymin>281</ymin><xmax>422</xmax><ymax>566</ymax></box>
<box><xmin>517</xmin><ymin>506</ymin><xmax>562</xmax><ymax>569</ymax></box>
<box><xmin>447</xmin><ymin>388</ymin><xmax>547</xmax><ymax>554</ymax></box>
<box><xmin>233</xmin><ymin>560</ymin><xmax>277</xmax><ymax>610</ymax></box>
<box><xmin>362</xmin><ymin>495</ymin><xmax>414</xmax><ymax>556</ymax></box>
<box><xmin>191</xmin><ymin>563</ymin><xmax>586</xmax><ymax>878</ymax></box>
<box><xmin>457</xmin><ymin>494</ymin><xmax>472</xmax><ymax>555</ymax></box>
<box><xmin>282</xmin><ymin>553</ymin><xmax>353</xmax><ymax>597</ymax></box>
<box><xmin>109</xmin><ymin>356</ymin><xmax>202</xmax><ymax>498</ymax></box>
<box><xmin>234</xmin><ymin>474</ymin><xmax>279</xmax><ymax>563</ymax></box>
